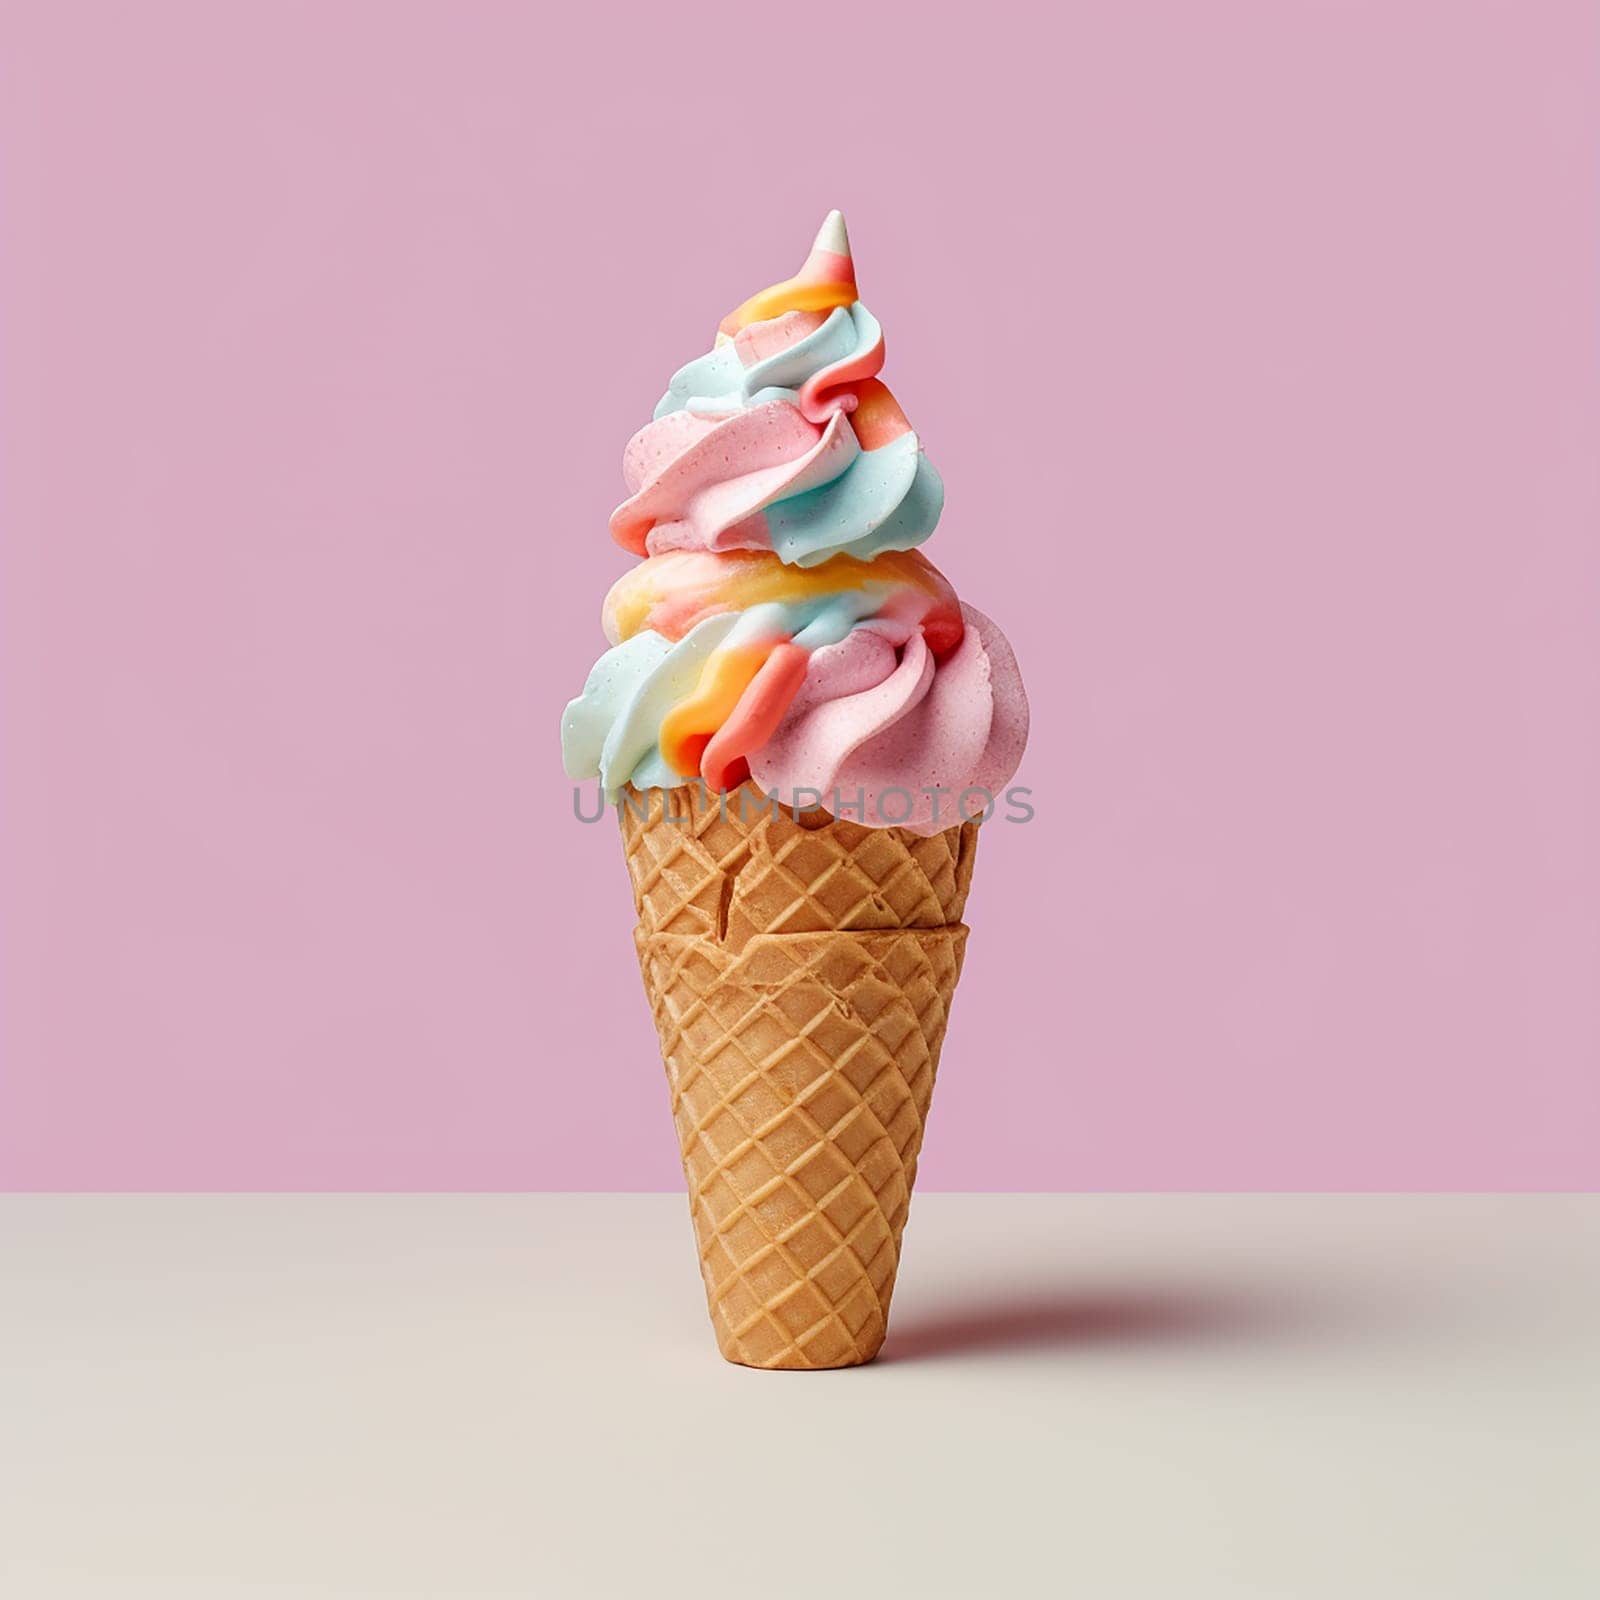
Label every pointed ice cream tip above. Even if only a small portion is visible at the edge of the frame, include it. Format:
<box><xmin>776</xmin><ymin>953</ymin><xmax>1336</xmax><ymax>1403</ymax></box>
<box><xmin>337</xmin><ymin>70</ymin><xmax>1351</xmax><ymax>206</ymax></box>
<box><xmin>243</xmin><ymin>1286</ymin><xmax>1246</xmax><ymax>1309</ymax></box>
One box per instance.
<box><xmin>719</xmin><ymin>210</ymin><xmax>859</xmax><ymax>336</ymax></box>
<box><xmin>799</xmin><ymin>209</ymin><xmax>853</xmax><ymax>285</ymax></box>
<box><xmin>812</xmin><ymin>209</ymin><xmax>850</xmax><ymax>261</ymax></box>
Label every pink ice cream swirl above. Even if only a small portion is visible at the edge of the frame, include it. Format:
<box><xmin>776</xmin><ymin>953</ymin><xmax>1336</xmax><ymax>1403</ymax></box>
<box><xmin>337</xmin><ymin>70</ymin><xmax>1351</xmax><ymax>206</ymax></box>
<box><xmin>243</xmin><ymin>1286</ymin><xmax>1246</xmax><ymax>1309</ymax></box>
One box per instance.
<box><xmin>750</xmin><ymin>604</ymin><xmax>1029</xmax><ymax>833</ymax></box>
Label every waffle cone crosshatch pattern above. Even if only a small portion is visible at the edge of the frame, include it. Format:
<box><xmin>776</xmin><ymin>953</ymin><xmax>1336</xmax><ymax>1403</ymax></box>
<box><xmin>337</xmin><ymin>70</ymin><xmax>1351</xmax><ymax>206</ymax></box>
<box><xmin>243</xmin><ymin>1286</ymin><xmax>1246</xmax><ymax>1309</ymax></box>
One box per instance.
<box><xmin>621</xmin><ymin>784</ymin><xmax>978</xmax><ymax>1367</ymax></box>
<box><xmin>617</xmin><ymin>782</ymin><xmax>980</xmax><ymax>948</ymax></box>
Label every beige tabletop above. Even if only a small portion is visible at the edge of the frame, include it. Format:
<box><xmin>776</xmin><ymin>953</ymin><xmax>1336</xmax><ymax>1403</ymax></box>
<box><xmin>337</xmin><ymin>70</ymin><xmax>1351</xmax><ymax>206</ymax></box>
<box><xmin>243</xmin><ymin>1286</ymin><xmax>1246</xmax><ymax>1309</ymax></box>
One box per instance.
<box><xmin>2</xmin><ymin>1193</ymin><xmax>1596</xmax><ymax>1598</ymax></box>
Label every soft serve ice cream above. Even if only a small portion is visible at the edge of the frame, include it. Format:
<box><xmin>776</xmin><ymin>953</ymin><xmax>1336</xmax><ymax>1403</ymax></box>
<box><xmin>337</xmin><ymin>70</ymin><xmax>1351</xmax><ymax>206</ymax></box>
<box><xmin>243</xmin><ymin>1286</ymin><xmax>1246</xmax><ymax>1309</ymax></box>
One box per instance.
<box><xmin>562</xmin><ymin>212</ymin><xmax>1027</xmax><ymax>835</ymax></box>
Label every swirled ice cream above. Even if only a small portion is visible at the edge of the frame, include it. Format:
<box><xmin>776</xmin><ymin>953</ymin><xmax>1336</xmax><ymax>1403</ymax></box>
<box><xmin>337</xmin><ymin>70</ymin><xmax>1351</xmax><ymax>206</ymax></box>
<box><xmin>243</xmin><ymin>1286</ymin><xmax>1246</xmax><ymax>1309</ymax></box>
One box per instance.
<box><xmin>562</xmin><ymin>212</ymin><xmax>1028</xmax><ymax>834</ymax></box>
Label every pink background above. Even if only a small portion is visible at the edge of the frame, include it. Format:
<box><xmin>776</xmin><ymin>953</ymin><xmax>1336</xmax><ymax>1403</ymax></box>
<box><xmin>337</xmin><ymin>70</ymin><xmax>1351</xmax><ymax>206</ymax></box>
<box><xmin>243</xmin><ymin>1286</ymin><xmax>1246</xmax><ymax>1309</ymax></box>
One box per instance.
<box><xmin>3</xmin><ymin>2</ymin><xmax>1596</xmax><ymax>1191</ymax></box>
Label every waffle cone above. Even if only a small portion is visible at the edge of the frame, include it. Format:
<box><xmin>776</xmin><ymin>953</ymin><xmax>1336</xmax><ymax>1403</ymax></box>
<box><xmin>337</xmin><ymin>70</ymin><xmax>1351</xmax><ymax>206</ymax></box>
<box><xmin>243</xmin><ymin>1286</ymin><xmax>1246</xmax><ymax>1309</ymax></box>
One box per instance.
<box><xmin>621</xmin><ymin>782</ymin><xmax>979</xmax><ymax>1369</ymax></box>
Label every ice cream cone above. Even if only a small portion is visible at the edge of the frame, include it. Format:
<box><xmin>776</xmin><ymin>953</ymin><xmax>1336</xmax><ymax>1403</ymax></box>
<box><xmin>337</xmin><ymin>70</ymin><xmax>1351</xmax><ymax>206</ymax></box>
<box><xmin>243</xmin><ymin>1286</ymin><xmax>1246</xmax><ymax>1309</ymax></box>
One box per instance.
<box><xmin>622</xmin><ymin>782</ymin><xmax>979</xmax><ymax>1368</ymax></box>
<box><xmin>563</xmin><ymin>216</ymin><xmax>1028</xmax><ymax>1366</ymax></box>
